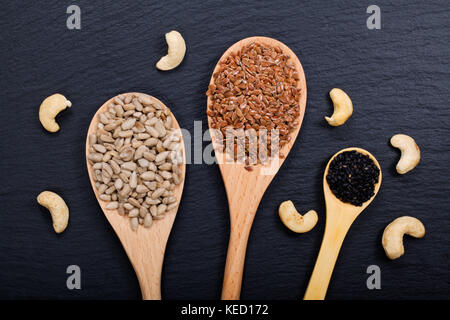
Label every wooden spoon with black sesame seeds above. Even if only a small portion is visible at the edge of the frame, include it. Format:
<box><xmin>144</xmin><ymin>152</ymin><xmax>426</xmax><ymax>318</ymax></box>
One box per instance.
<box><xmin>304</xmin><ymin>147</ymin><xmax>382</xmax><ymax>300</ymax></box>
<box><xmin>206</xmin><ymin>36</ymin><xmax>307</xmax><ymax>300</ymax></box>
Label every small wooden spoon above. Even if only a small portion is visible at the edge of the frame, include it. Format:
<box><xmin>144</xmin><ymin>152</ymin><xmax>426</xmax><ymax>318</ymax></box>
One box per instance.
<box><xmin>304</xmin><ymin>147</ymin><xmax>382</xmax><ymax>300</ymax></box>
<box><xmin>206</xmin><ymin>37</ymin><xmax>307</xmax><ymax>300</ymax></box>
<box><xmin>86</xmin><ymin>93</ymin><xmax>186</xmax><ymax>300</ymax></box>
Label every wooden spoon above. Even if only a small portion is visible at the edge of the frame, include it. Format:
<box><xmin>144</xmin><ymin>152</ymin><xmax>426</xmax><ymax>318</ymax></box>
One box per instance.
<box><xmin>86</xmin><ymin>93</ymin><xmax>186</xmax><ymax>300</ymax></box>
<box><xmin>304</xmin><ymin>147</ymin><xmax>382</xmax><ymax>300</ymax></box>
<box><xmin>206</xmin><ymin>37</ymin><xmax>307</xmax><ymax>300</ymax></box>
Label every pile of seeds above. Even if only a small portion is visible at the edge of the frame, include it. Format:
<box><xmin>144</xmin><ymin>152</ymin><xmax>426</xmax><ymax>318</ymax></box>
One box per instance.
<box><xmin>206</xmin><ymin>42</ymin><xmax>302</xmax><ymax>168</ymax></box>
<box><xmin>87</xmin><ymin>93</ymin><xmax>184</xmax><ymax>231</ymax></box>
<box><xmin>326</xmin><ymin>150</ymin><xmax>380</xmax><ymax>206</ymax></box>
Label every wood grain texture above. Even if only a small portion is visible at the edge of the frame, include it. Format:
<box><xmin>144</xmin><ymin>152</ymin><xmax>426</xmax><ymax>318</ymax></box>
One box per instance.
<box><xmin>206</xmin><ymin>36</ymin><xmax>307</xmax><ymax>300</ymax></box>
<box><xmin>86</xmin><ymin>93</ymin><xmax>186</xmax><ymax>299</ymax></box>
<box><xmin>304</xmin><ymin>147</ymin><xmax>382</xmax><ymax>300</ymax></box>
<box><xmin>0</xmin><ymin>0</ymin><xmax>448</xmax><ymax>299</ymax></box>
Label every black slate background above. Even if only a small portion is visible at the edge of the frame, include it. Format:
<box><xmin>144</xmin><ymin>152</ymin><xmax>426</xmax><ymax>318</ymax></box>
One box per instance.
<box><xmin>0</xmin><ymin>0</ymin><xmax>449</xmax><ymax>300</ymax></box>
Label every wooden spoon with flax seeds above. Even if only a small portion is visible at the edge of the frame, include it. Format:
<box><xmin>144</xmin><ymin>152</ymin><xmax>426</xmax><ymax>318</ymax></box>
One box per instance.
<box><xmin>206</xmin><ymin>37</ymin><xmax>307</xmax><ymax>300</ymax></box>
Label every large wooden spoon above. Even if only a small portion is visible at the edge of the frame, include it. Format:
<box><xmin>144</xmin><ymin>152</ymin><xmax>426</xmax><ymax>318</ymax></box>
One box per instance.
<box><xmin>206</xmin><ymin>37</ymin><xmax>307</xmax><ymax>300</ymax></box>
<box><xmin>86</xmin><ymin>93</ymin><xmax>186</xmax><ymax>300</ymax></box>
<box><xmin>304</xmin><ymin>147</ymin><xmax>382</xmax><ymax>300</ymax></box>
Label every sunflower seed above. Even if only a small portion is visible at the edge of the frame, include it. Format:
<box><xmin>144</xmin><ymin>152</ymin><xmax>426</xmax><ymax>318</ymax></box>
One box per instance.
<box><xmin>143</xmin><ymin>214</ymin><xmax>153</xmax><ymax>227</ymax></box>
<box><xmin>129</xmin><ymin>208</ymin><xmax>139</xmax><ymax>218</ymax></box>
<box><xmin>106</xmin><ymin>201</ymin><xmax>119</xmax><ymax>209</ymax></box>
<box><xmin>130</xmin><ymin>217</ymin><xmax>138</xmax><ymax>231</ymax></box>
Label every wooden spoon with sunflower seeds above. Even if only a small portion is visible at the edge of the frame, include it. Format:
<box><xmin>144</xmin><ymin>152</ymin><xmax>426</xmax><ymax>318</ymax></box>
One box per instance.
<box><xmin>86</xmin><ymin>93</ymin><xmax>186</xmax><ymax>300</ymax></box>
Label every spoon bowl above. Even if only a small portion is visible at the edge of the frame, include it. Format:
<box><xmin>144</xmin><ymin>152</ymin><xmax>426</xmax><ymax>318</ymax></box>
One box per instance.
<box><xmin>86</xmin><ymin>93</ymin><xmax>186</xmax><ymax>300</ymax></box>
<box><xmin>304</xmin><ymin>147</ymin><xmax>382</xmax><ymax>300</ymax></box>
<box><xmin>207</xmin><ymin>37</ymin><xmax>307</xmax><ymax>299</ymax></box>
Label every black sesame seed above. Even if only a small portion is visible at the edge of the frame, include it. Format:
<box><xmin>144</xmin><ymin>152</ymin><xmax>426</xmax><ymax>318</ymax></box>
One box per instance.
<box><xmin>326</xmin><ymin>151</ymin><xmax>380</xmax><ymax>206</ymax></box>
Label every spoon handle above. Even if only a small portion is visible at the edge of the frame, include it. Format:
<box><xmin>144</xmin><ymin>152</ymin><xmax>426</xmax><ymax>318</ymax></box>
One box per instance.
<box><xmin>222</xmin><ymin>212</ymin><xmax>255</xmax><ymax>300</ymax></box>
<box><xmin>121</xmin><ymin>233</ymin><xmax>167</xmax><ymax>300</ymax></box>
<box><xmin>303</xmin><ymin>221</ymin><xmax>350</xmax><ymax>300</ymax></box>
<box><xmin>134</xmin><ymin>256</ymin><xmax>163</xmax><ymax>300</ymax></box>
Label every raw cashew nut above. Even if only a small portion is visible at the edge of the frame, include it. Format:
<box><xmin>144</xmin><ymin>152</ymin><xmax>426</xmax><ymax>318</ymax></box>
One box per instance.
<box><xmin>156</xmin><ymin>30</ymin><xmax>186</xmax><ymax>71</ymax></box>
<box><xmin>37</xmin><ymin>191</ymin><xmax>69</xmax><ymax>233</ymax></box>
<box><xmin>390</xmin><ymin>134</ymin><xmax>421</xmax><ymax>174</ymax></box>
<box><xmin>39</xmin><ymin>94</ymin><xmax>72</xmax><ymax>132</ymax></box>
<box><xmin>325</xmin><ymin>88</ymin><xmax>353</xmax><ymax>126</ymax></box>
<box><xmin>278</xmin><ymin>201</ymin><xmax>318</xmax><ymax>233</ymax></box>
<box><xmin>382</xmin><ymin>216</ymin><xmax>425</xmax><ymax>260</ymax></box>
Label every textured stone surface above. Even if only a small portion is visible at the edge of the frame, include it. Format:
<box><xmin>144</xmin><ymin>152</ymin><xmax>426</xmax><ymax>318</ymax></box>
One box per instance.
<box><xmin>0</xmin><ymin>0</ymin><xmax>448</xmax><ymax>299</ymax></box>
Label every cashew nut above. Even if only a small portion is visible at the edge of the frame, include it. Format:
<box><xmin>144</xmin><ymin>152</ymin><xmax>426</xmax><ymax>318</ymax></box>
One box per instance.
<box><xmin>382</xmin><ymin>216</ymin><xmax>425</xmax><ymax>260</ymax></box>
<box><xmin>325</xmin><ymin>88</ymin><xmax>353</xmax><ymax>126</ymax></box>
<box><xmin>37</xmin><ymin>191</ymin><xmax>69</xmax><ymax>233</ymax></box>
<box><xmin>39</xmin><ymin>94</ymin><xmax>72</xmax><ymax>132</ymax></box>
<box><xmin>156</xmin><ymin>30</ymin><xmax>186</xmax><ymax>71</ymax></box>
<box><xmin>390</xmin><ymin>134</ymin><xmax>421</xmax><ymax>174</ymax></box>
<box><xmin>278</xmin><ymin>201</ymin><xmax>318</xmax><ymax>233</ymax></box>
